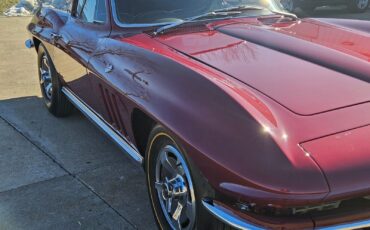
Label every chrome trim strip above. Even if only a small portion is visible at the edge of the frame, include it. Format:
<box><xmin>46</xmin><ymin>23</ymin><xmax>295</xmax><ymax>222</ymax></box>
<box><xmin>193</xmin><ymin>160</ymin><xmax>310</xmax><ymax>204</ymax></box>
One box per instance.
<box><xmin>62</xmin><ymin>87</ymin><xmax>143</xmax><ymax>164</ymax></box>
<box><xmin>318</xmin><ymin>219</ymin><xmax>370</xmax><ymax>230</ymax></box>
<box><xmin>202</xmin><ymin>200</ymin><xmax>264</xmax><ymax>230</ymax></box>
<box><xmin>202</xmin><ymin>199</ymin><xmax>370</xmax><ymax>230</ymax></box>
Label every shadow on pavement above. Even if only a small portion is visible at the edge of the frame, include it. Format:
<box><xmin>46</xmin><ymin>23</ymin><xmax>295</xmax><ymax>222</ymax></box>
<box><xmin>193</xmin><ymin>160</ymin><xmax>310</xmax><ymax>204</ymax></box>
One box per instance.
<box><xmin>0</xmin><ymin>96</ymin><xmax>156</xmax><ymax>230</ymax></box>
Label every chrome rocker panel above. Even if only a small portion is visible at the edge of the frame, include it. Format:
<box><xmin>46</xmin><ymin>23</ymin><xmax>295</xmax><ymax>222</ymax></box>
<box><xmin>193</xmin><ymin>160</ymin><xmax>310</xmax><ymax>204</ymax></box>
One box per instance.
<box><xmin>62</xmin><ymin>87</ymin><xmax>143</xmax><ymax>164</ymax></box>
<box><xmin>202</xmin><ymin>199</ymin><xmax>370</xmax><ymax>230</ymax></box>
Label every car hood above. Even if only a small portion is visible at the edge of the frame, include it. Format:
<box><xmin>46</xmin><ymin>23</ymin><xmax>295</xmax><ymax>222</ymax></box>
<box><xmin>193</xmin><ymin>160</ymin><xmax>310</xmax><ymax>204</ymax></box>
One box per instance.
<box><xmin>156</xmin><ymin>17</ymin><xmax>370</xmax><ymax>115</ymax></box>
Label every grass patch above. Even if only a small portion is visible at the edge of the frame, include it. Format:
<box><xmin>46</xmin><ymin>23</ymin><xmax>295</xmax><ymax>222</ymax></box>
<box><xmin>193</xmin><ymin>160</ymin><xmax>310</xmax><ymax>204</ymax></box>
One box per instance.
<box><xmin>0</xmin><ymin>0</ymin><xmax>19</xmax><ymax>14</ymax></box>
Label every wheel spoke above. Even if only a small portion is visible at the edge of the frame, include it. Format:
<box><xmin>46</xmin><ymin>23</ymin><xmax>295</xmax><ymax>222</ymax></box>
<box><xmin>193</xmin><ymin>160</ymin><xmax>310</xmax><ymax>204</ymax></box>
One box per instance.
<box><xmin>177</xmin><ymin>165</ymin><xmax>185</xmax><ymax>176</ymax></box>
<box><xmin>40</xmin><ymin>73</ymin><xmax>51</xmax><ymax>84</ymax></box>
<box><xmin>160</xmin><ymin>151</ymin><xmax>178</xmax><ymax>177</ymax></box>
<box><xmin>166</xmin><ymin>196</ymin><xmax>173</xmax><ymax>213</ymax></box>
<box><xmin>155</xmin><ymin>182</ymin><xmax>163</xmax><ymax>192</ymax></box>
<box><xmin>39</xmin><ymin>55</ymin><xmax>54</xmax><ymax>101</ymax></box>
<box><xmin>44</xmin><ymin>74</ymin><xmax>51</xmax><ymax>81</ymax></box>
<box><xmin>45</xmin><ymin>83</ymin><xmax>52</xmax><ymax>97</ymax></box>
<box><xmin>43</xmin><ymin>58</ymin><xmax>50</xmax><ymax>69</ymax></box>
<box><xmin>154</xmin><ymin>145</ymin><xmax>196</xmax><ymax>230</ymax></box>
<box><xmin>48</xmin><ymin>85</ymin><xmax>53</xmax><ymax>95</ymax></box>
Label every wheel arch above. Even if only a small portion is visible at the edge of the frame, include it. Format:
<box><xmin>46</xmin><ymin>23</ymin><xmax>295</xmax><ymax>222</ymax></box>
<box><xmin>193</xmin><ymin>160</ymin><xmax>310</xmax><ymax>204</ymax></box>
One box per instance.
<box><xmin>131</xmin><ymin>108</ymin><xmax>157</xmax><ymax>158</ymax></box>
<box><xmin>32</xmin><ymin>37</ymin><xmax>41</xmax><ymax>52</ymax></box>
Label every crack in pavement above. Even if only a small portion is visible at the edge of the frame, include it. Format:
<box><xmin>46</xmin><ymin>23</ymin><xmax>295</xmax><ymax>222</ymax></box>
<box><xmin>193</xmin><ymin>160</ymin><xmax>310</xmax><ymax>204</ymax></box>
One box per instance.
<box><xmin>0</xmin><ymin>114</ymin><xmax>138</xmax><ymax>229</ymax></box>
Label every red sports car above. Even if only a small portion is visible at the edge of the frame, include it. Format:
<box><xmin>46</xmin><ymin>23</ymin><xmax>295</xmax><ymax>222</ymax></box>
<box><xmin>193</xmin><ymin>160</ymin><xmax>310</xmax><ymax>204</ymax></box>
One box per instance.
<box><xmin>26</xmin><ymin>0</ymin><xmax>370</xmax><ymax>229</ymax></box>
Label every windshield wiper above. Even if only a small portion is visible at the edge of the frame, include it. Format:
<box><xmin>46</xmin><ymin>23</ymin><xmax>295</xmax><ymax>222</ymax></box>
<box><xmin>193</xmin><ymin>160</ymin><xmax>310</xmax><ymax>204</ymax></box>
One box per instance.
<box><xmin>218</xmin><ymin>5</ymin><xmax>298</xmax><ymax>20</ymax></box>
<box><xmin>153</xmin><ymin>5</ymin><xmax>264</xmax><ymax>35</ymax></box>
<box><xmin>269</xmin><ymin>10</ymin><xmax>298</xmax><ymax>20</ymax></box>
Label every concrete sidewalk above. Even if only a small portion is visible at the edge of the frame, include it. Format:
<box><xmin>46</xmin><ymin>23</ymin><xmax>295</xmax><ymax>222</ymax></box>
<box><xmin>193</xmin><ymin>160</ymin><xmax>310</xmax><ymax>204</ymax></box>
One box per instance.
<box><xmin>0</xmin><ymin>17</ymin><xmax>156</xmax><ymax>230</ymax></box>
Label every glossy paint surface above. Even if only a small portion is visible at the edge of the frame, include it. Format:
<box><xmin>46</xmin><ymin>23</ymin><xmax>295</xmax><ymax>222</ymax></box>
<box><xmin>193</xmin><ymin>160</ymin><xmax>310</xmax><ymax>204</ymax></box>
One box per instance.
<box><xmin>157</xmin><ymin>17</ymin><xmax>370</xmax><ymax>115</ymax></box>
<box><xmin>27</xmin><ymin>2</ymin><xmax>370</xmax><ymax>228</ymax></box>
<box><xmin>302</xmin><ymin>125</ymin><xmax>370</xmax><ymax>199</ymax></box>
<box><xmin>151</xmin><ymin>17</ymin><xmax>370</xmax><ymax>203</ymax></box>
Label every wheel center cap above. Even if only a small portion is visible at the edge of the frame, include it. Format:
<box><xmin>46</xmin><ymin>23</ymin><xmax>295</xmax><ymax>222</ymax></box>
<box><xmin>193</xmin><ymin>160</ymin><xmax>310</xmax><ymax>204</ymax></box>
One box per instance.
<box><xmin>162</xmin><ymin>175</ymin><xmax>187</xmax><ymax>199</ymax></box>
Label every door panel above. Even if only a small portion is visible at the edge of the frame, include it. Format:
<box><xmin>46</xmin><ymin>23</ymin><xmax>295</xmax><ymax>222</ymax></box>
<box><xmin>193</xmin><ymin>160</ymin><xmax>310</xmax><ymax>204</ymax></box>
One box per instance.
<box><xmin>52</xmin><ymin>0</ymin><xmax>110</xmax><ymax>106</ymax></box>
<box><xmin>87</xmin><ymin>39</ymin><xmax>136</xmax><ymax>138</ymax></box>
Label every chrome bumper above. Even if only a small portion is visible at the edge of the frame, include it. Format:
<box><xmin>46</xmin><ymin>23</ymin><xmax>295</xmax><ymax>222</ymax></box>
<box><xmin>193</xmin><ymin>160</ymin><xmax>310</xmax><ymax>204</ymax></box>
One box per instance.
<box><xmin>202</xmin><ymin>199</ymin><xmax>370</xmax><ymax>230</ymax></box>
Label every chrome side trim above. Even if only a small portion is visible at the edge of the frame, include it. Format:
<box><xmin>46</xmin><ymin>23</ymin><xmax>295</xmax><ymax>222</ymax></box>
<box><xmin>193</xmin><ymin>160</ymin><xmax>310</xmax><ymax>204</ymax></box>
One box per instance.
<box><xmin>318</xmin><ymin>219</ymin><xmax>370</xmax><ymax>230</ymax></box>
<box><xmin>202</xmin><ymin>199</ymin><xmax>370</xmax><ymax>230</ymax></box>
<box><xmin>62</xmin><ymin>87</ymin><xmax>143</xmax><ymax>164</ymax></box>
<box><xmin>202</xmin><ymin>200</ymin><xmax>264</xmax><ymax>230</ymax></box>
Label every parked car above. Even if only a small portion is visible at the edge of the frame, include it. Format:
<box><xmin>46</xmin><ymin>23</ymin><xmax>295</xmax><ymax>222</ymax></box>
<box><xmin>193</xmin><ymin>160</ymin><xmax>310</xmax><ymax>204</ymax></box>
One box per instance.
<box><xmin>26</xmin><ymin>0</ymin><xmax>370</xmax><ymax>229</ymax></box>
<box><xmin>280</xmin><ymin>0</ymin><xmax>369</xmax><ymax>13</ymax></box>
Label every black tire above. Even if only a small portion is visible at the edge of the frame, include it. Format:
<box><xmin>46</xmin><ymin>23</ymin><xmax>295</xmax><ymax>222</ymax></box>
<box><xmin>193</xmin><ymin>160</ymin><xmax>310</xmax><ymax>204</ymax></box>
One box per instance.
<box><xmin>348</xmin><ymin>0</ymin><xmax>369</xmax><ymax>12</ymax></box>
<box><xmin>145</xmin><ymin>125</ymin><xmax>227</xmax><ymax>230</ymax></box>
<box><xmin>37</xmin><ymin>43</ymin><xmax>73</xmax><ymax>117</ymax></box>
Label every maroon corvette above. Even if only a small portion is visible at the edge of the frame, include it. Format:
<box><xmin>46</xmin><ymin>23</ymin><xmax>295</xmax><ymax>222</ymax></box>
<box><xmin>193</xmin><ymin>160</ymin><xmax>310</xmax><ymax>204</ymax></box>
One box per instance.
<box><xmin>26</xmin><ymin>0</ymin><xmax>370</xmax><ymax>229</ymax></box>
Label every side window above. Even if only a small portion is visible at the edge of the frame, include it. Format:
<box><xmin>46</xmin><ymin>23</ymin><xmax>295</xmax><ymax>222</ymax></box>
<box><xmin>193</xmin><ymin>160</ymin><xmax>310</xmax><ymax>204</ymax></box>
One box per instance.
<box><xmin>76</xmin><ymin>0</ymin><xmax>107</xmax><ymax>24</ymax></box>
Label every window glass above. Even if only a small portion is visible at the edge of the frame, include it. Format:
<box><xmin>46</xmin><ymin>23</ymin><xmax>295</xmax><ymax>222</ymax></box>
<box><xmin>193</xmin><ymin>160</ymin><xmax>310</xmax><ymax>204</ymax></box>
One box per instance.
<box><xmin>76</xmin><ymin>0</ymin><xmax>84</xmax><ymax>16</ymax></box>
<box><xmin>114</xmin><ymin>0</ymin><xmax>283</xmax><ymax>24</ymax></box>
<box><xmin>78</xmin><ymin>0</ymin><xmax>107</xmax><ymax>24</ymax></box>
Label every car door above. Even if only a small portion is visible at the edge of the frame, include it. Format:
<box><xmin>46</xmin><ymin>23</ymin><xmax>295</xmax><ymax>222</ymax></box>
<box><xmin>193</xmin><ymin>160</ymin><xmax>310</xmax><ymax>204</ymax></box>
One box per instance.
<box><xmin>86</xmin><ymin>38</ymin><xmax>133</xmax><ymax>138</ymax></box>
<box><xmin>52</xmin><ymin>0</ymin><xmax>110</xmax><ymax>107</ymax></box>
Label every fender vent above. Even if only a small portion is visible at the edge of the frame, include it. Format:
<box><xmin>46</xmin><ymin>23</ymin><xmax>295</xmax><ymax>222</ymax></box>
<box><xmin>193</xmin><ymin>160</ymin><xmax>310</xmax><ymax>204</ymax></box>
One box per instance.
<box><xmin>99</xmin><ymin>84</ymin><xmax>127</xmax><ymax>136</ymax></box>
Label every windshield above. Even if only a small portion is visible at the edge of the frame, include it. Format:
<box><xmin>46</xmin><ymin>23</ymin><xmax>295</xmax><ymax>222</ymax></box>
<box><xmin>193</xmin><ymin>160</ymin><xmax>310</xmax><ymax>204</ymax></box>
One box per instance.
<box><xmin>114</xmin><ymin>0</ymin><xmax>285</xmax><ymax>24</ymax></box>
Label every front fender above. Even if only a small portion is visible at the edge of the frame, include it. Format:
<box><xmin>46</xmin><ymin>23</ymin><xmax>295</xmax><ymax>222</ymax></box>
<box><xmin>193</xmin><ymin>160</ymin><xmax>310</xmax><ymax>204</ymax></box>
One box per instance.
<box><xmin>88</xmin><ymin>33</ymin><xmax>329</xmax><ymax>206</ymax></box>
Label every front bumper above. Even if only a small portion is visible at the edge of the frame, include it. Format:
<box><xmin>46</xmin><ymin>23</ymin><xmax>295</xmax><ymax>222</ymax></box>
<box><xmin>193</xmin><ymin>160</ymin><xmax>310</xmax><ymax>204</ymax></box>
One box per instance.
<box><xmin>202</xmin><ymin>199</ymin><xmax>370</xmax><ymax>230</ymax></box>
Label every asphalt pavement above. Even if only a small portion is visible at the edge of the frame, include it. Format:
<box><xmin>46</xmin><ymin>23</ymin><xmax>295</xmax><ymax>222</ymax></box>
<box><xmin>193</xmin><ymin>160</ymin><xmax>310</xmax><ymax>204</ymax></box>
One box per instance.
<box><xmin>0</xmin><ymin>6</ymin><xmax>369</xmax><ymax>230</ymax></box>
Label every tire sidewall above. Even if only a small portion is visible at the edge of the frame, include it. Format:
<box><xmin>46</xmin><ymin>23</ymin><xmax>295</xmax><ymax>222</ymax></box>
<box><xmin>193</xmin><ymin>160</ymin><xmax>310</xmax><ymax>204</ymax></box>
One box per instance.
<box><xmin>37</xmin><ymin>43</ymin><xmax>72</xmax><ymax>117</ymax></box>
<box><xmin>37</xmin><ymin>43</ymin><xmax>59</xmax><ymax>111</ymax></box>
<box><xmin>145</xmin><ymin>127</ymin><xmax>192</xmax><ymax>230</ymax></box>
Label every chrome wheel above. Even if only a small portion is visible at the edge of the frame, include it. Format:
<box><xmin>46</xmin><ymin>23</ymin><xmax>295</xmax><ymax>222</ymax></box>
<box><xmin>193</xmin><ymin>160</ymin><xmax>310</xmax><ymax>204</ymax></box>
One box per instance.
<box><xmin>39</xmin><ymin>54</ymin><xmax>53</xmax><ymax>100</ymax></box>
<box><xmin>154</xmin><ymin>145</ymin><xmax>196</xmax><ymax>230</ymax></box>
<box><xmin>280</xmin><ymin>0</ymin><xmax>294</xmax><ymax>12</ymax></box>
<box><xmin>356</xmin><ymin>0</ymin><xmax>369</xmax><ymax>9</ymax></box>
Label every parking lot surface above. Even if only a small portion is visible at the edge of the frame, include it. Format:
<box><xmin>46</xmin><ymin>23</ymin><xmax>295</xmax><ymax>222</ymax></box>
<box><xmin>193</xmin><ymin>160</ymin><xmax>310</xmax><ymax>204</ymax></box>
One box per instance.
<box><xmin>0</xmin><ymin>17</ymin><xmax>156</xmax><ymax>230</ymax></box>
<box><xmin>0</xmin><ymin>6</ymin><xmax>369</xmax><ymax>230</ymax></box>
